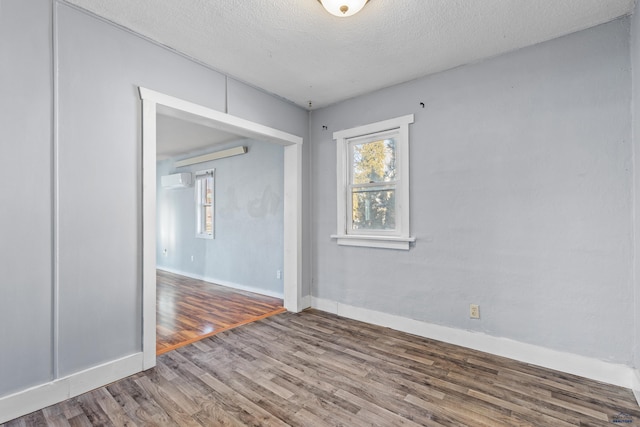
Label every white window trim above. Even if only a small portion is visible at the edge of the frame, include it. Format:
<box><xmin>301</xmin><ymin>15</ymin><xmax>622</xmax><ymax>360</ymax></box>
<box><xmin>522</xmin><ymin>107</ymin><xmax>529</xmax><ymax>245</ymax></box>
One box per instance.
<box><xmin>195</xmin><ymin>169</ymin><xmax>214</xmax><ymax>239</ymax></box>
<box><xmin>331</xmin><ymin>114</ymin><xmax>415</xmax><ymax>250</ymax></box>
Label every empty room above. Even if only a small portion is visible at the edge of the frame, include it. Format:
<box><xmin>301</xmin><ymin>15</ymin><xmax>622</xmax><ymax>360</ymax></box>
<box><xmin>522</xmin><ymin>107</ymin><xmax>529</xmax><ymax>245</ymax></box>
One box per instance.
<box><xmin>3</xmin><ymin>0</ymin><xmax>640</xmax><ymax>425</ymax></box>
<box><xmin>155</xmin><ymin>115</ymin><xmax>287</xmax><ymax>355</ymax></box>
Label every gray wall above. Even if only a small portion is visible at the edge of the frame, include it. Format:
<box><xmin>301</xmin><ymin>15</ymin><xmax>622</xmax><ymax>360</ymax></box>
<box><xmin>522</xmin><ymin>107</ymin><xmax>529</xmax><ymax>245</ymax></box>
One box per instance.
<box><xmin>0</xmin><ymin>0</ymin><xmax>53</xmax><ymax>396</ymax></box>
<box><xmin>632</xmin><ymin>2</ymin><xmax>640</xmax><ymax>371</ymax></box>
<box><xmin>55</xmin><ymin>1</ymin><xmax>231</xmax><ymax>376</ymax></box>
<box><xmin>0</xmin><ymin>0</ymin><xmax>308</xmax><ymax>399</ymax></box>
<box><xmin>1</xmin><ymin>0</ymin><xmax>638</xmax><ymax>408</ymax></box>
<box><xmin>157</xmin><ymin>139</ymin><xmax>285</xmax><ymax>296</ymax></box>
<box><xmin>226</xmin><ymin>79</ymin><xmax>314</xmax><ymax>298</ymax></box>
<box><xmin>310</xmin><ymin>17</ymin><xmax>633</xmax><ymax>364</ymax></box>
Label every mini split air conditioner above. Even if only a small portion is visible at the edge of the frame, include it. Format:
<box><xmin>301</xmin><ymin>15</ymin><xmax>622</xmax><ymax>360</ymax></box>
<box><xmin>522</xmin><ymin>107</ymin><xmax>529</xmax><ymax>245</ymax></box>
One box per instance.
<box><xmin>161</xmin><ymin>173</ymin><xmax>192</xmax><ymax>189</ymax></box>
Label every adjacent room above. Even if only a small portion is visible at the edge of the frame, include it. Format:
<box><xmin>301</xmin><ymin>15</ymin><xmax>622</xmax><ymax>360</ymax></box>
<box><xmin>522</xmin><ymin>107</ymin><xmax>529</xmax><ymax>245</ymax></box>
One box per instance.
<box><xmin>154</xmin><ymin>113</ymin><xmax>286</xmax><ymax>354</ymax></box>
<box><xmin>3</xmin><ymin>0</ymin><xmax>640</xmax><ymax>425</ymax></box>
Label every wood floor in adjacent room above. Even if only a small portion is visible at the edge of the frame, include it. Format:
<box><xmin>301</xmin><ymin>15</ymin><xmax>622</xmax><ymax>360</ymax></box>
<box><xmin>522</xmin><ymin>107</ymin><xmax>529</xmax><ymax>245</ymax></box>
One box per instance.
<box><xmin>5</xmin><ymin>309</ymin><xmax>640</xmax><ymax>426</ymax></box>
<box><xmin>156</xmin><ymin>269</ymin><xmax>285</xmax><ymax>355</ymax></box>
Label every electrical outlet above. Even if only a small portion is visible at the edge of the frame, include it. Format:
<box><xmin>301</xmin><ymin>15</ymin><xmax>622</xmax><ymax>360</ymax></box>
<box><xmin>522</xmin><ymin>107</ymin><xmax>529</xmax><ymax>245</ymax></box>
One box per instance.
<box><xmin>163</xmin><ymin>249</ymin><xmax>168</xmax><ymax>256</ymax></box>
<box><xmin>470</xmin><ymin>304</ymin><xmax>480</xmax><ymax>319</ymax></box>
<box><xmin>276</xmin><ymin>270</ymin><xmax>282</xmax><ymax>279</ymax></box>
<box><xmin>191</xmin><ymin>255</ymin><xmax>194</xmax><ymax>262</ymax></box>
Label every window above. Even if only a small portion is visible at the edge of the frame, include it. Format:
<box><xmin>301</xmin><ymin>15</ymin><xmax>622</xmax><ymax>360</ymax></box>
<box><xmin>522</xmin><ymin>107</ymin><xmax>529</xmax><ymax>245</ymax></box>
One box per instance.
<box><xmin>349</xmin><ymin>133</ymin><xmax>397</xmax><ymax>232</ymax></box>
<box><xmin>195</xmin><ymin>170</ymin><xmax>214</xmax><ymax>239</ymax></box>
<box><xmin>331</xmin><ymin>115</ymin><xmax>415</xmax><ymax>250</ymax></box>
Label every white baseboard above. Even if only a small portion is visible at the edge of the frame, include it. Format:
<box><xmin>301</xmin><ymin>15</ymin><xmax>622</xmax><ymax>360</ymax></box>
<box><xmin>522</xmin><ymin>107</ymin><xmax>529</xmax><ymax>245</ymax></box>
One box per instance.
<box><xmin>0</xmin><ymin>352</ymin><xmax>143</xmax><ymax>424</ymax></box>
<box><xmin>311</xmin><ymin>297</ymin><xmax>635</xmax><ymax>390</ymax></box>
<box><xmin>157</xmin><ymin>266</ymin><xmax>284</xmax><ymax>299</ymax></box>
<box><xmin>632</xmin><ymin>369</ymin><xmax>640</xmax><ymax>406</ymax></box>
<box><xmin>300</xmin><ymin>294</ymin><xmax>312</xmax><ymax>310</ymax></box>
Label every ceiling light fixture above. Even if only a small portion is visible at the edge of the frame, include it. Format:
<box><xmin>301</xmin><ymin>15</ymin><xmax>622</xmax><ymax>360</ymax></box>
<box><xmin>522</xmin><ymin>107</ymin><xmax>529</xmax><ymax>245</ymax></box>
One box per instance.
<box><xmin>318</xmin><ymin>0</ymin><xmax>369</xmax><ymax>17</ymax></box>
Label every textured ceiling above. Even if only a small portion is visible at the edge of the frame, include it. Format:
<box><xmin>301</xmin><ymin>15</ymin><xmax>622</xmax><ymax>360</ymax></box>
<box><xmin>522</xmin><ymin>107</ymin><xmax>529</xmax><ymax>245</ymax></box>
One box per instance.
<box><xmin>65</xmin><ymin>0</ymin><xmax>635</xmax><ymax>110</ymax></box>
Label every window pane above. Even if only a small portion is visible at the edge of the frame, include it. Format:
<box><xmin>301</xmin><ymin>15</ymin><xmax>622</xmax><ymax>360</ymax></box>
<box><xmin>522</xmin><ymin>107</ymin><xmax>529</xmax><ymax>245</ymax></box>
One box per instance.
<box><xmin>352</xmin><ymin>187</ymin><xmax>395</xmax><ymax>230</ymax></box>
<box><xmin>204</xmin><ymin>178</ymin><xmax>213</xmax><ymax>204</ymax></box>
<box><xmin>352</xmin><ymin>138</ymin><xmax>396</xmax><ymax>185</ymax></box>
<box><xmin>204</xmin><ymin>205</ymin><xmax>213</xmax><ymax>233</ymax></box>
<box><xmin>196</xmin><ymin>173</ymin><xmax>214</xmax><ymax>238</ymax></box>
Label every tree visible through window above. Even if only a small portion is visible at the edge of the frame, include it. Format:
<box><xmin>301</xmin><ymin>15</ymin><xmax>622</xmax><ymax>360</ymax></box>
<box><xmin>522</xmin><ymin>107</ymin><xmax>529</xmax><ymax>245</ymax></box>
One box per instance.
<box><xmin>350</xmin><ymin>136</ymin><xmax>397</xmax><ymax>231</ymax></box>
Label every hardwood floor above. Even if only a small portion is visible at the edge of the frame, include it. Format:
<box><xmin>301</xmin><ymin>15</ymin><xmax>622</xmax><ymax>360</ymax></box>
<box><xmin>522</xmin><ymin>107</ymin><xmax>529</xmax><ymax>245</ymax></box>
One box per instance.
<box><xmin>5</xmin><ymin>309</ymin><xmax>640</xmax><ymax>426</ymax></box>
<box><xmin>156</xmin><ymin>269</ymin><xmax>285</xmax><ymax>354</ymax></box>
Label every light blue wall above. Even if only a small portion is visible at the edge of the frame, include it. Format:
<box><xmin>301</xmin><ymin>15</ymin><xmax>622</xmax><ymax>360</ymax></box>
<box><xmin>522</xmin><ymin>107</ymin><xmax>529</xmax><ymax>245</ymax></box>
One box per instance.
<box><xmin>54</xmin><ymin>1</ymin><xmax>306</xmax><ymax>377</ymax></box>
<box><xmin>0</xmin><ymin>0</ymin><xmax>308</xmax><ymax>400</ymax></box>
<box><xmin>1</xmin><ymin>0</ymin><xmax>638</xmax><ymax>414</ymax></box>
<box><xmin>310</xmin><ymin>17</ymin><xmax>633</xmax><ymax>364</ymax></box>
<box><xmin>226</xmin><ymin>79</ymin><xmax>314</xmax><ymax>296</ymax></box>
<box><xmin>55</xmin><ymin>2</ymin><xmax>229</xmax><ymax>376</ymax></box>
<box><xmin>157</xmin><ymin>139</ymin><xmax>285</xmax><ymax>296</ymax></box>
<box><xmin>632</xmin><ymin>3</ymin><xmax>640</xmax><ymax>371</ymax></box>
<box><xmin>0</xmin><ymin>0</ymin><xmax>53</xmax><ymax>397</ymax></box>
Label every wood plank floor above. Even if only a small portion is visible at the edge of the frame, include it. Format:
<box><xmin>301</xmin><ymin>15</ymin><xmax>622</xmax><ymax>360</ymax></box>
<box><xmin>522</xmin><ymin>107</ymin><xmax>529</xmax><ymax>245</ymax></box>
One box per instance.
<box><xmin>5</xmin><ymin>309</ymin><xmax>640</xmax><ymax>426</ymax></box>
<box><xmin>156</xmin><ymin>269</ymin><xmax>285</xmax><ymax>354</ymax></box>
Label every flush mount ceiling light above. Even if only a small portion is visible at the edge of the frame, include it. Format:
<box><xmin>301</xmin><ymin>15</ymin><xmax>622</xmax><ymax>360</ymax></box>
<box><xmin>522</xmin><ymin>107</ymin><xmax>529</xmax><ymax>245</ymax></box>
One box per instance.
<box><xmin>318</xmin><ymin>0</ymin><xmax>369</xmax><ymax>17</ymax></box>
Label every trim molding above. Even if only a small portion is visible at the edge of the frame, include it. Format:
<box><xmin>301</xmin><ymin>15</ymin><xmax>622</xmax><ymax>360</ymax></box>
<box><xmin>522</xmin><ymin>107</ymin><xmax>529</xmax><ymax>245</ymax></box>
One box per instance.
<box><xmin>157</xmin><ymin>266</ymin><xmax>284</xmax><ymax>299</ymax></box>
<box><xmin>311</xmin><ymin>297</ymin><xmax>636</xmax><ymax>390</ymax></box>
<box><xmin>139</xmin><ymin>86</ymin><xmax>304</xmax><ymax>372</ymax></box>
<box><xmin>632</xmin><ymin>369</ymin><xmax>640</xmax><ymax>406</ymax></box>
<box><xmin>0</xmin><ymin>353</ymin><xmax>143</xmax><ymax>424</ymax></box>
<box><xmin>138</xmin><ymin>87</ymin><xmax>302</xmax><ymax>146</ymax></box>
<box><xmin>300</xmin><ymin>294</ymin><xmax>312</xmax><ymax>310</ymax></box>
<box><xmin>330</xmin><ymin>234</ymin><xmax>415</xmax><ymax>250</ymax></box>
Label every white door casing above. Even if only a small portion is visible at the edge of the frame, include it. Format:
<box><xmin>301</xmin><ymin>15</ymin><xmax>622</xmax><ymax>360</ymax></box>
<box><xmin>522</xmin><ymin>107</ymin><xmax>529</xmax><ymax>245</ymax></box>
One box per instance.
<box><xmin>139</xmin><ymin>87</ymin><xmax>303</xmax><ymax>370</ymax></box>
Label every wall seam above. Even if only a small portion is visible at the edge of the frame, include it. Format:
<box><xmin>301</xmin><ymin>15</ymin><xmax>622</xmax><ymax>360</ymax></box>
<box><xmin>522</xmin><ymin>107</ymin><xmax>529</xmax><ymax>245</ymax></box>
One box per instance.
<box><xmin>632</xmin><ymin>3</ymin><xmax>638</xmax><ymax>376</ymax></box>
<box><xmin>51</xmin><ymin>0</ymin><xmax>60</xmax><ymax>380</ymax></box>
<box><xmin>633</xmin><ymin>95</ymin><xmax>638</xmax><ymax>374</ymax></box>
<box><xmin>308</xmin><ymin>109</ymin><xmax>314</xmax><ymax>299</ymax></box>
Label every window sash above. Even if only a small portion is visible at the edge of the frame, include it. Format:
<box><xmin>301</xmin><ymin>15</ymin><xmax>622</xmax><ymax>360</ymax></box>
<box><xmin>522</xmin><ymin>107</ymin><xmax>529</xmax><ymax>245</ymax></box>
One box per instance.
<box><xmin>347</xmin><ymin>183</ymin><xmax>398</xmax><ymax>234</ymax></box>
<box><xmin>349</xmin><ymin>135</ymin><xmax>398</xmax><ymax>186</ymax></box>
<box><xmin>348</xmin><ymin>185</ymin><xmax>397</xmax><ymax>234</ymax></box>
<box><xmin>346</xmin><ymin>130</ymin><xmax>400</xmax><ymax>235</ymax></box>
<box><xmin>195</xmin><ymin>170</ymin><xmax>214</xmax><ymax>239</ymax></box>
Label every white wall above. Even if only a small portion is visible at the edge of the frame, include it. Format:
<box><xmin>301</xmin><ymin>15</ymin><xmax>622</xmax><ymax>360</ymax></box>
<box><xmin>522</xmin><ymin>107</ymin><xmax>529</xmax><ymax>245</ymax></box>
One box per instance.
<box><xmin>157</xmin><ymin>139</ymin><xmax>285</xmax><ymax>297</ymax></box>
<box><xmin>0</xmin><ymin>0</ymin><xmax>308</xmax><ymax>417</ymax></box>
<box><xmin>310</xmin><ymin>17</ymin><xmax>633</xmax><ymax>365</ymax></box>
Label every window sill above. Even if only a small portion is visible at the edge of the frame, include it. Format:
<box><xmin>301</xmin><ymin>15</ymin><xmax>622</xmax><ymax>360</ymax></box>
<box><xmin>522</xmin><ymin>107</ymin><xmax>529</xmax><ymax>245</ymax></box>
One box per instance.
<box><xmin>330</xmin><ymin>234</ymin><xmax>415</xmax><ymax>250</ymax></box>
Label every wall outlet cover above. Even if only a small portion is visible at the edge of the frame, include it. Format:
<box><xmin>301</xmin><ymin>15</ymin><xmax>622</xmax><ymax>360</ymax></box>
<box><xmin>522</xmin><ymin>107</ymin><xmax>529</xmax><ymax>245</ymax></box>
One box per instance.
<box><xmin>470</xmin><ymin>304</ymin><xmax>480</xmax><ymax>319</ymax></box>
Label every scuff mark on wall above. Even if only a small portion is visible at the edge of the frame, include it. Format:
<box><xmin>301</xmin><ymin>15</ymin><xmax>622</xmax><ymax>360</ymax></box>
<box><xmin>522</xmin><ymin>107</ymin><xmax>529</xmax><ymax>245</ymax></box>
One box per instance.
<box><xmin>248</xmin><ymin>185</ymin><xmax>281</xmax><ymax>218</ymax></box>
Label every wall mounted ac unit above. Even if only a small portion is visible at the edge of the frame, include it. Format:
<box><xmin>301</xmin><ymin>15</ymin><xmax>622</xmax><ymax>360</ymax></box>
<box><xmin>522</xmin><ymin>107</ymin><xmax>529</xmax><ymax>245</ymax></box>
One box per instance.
<box><xmin>161</xmin><ymin>173</ymin><xmax>192</xmax><ymax>189</ymax></box>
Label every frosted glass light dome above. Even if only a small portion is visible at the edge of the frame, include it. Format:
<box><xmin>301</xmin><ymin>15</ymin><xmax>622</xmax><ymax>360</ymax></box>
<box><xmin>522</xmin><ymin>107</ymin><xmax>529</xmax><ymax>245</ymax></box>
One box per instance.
<box><xmin>319</xmin><ymin>0</ymin><xmax>368</xmax><ymax>17</ymax></box>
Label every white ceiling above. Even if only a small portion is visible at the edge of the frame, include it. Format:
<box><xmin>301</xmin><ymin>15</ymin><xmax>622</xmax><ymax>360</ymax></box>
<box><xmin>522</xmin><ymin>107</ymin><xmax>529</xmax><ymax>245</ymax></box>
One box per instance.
<box><xmin>156</xmin><ymin>114</ymin><xmax>242</xmax><ymax>160</ymax></box>
<box><xmin>64</xmin><ymin>0</ymin><xmax>635</xmax><ymax>110</ymax></box>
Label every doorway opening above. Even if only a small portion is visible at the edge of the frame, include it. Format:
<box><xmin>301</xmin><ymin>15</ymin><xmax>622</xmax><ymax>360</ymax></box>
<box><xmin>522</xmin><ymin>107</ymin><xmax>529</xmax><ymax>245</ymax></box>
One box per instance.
<box><xmin>155</xmin><ymin>115</ymin><xmax>287</xmax><ymax>353</ymax></box>
<box><xmin>140</xmin><ymin>87</ymin><xmax>303</xmax><ymax>369</ymax></box>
